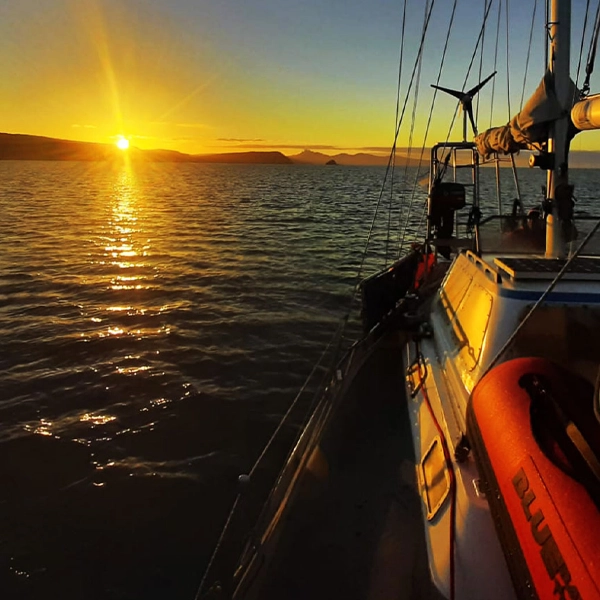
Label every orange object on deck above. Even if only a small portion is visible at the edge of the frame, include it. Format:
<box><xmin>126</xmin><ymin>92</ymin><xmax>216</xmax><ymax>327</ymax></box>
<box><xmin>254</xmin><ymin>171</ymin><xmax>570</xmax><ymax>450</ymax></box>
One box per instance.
<box><xmin>414</xmin><ymin>250</ymin><xmax>435</xmax><ymax>289</ymax></box>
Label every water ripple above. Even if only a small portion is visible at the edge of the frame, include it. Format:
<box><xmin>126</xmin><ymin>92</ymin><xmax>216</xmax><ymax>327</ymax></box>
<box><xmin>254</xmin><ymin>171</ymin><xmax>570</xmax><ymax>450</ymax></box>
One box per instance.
<box><xmin>0</xmin><ymin>160</ymin><xmax>563</xmax><ymax>599</ymax></box>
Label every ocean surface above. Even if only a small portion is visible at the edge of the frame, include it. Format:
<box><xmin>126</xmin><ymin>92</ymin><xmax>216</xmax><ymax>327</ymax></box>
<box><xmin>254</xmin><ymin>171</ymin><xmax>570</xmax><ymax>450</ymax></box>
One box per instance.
<box><xmin>0</xmin><ymin>160</ymin><xmax>597</xmax><ymax>599</ymax></box>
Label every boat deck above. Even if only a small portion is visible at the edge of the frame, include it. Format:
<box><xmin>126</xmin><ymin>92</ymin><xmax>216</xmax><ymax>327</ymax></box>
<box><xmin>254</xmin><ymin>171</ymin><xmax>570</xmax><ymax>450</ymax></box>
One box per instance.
<box><xmin>494</xmin><ymin>256</ymin><xmax>600</xmax><ymax>280</ymax></box>
<box><xmin>257</xmin><ymin>340</ymin><xmax>443</xmax><ymax>600</ymax></box>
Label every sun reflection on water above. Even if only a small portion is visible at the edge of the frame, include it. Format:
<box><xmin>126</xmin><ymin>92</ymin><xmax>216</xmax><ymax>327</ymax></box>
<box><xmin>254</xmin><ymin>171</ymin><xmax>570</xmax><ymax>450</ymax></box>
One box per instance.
<box><xmin>80</xmin><ymin>412</ymin><xmax>117</xmax><ymax>426</ymax></box>
<box><xmin>104</xmin><ymin>170</ymin><xmax>147</xmax><ymax>290</ymax></box>
<box><xmin>80</xmin><ymin>168</ymin><xmax>166</xmax><ymax>381</ymax></box>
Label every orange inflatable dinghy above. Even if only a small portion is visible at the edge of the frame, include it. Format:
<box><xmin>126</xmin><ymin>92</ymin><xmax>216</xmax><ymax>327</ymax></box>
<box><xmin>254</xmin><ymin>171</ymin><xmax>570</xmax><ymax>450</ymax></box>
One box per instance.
<box><xmin>467</xmin><ymin>357</ymin><xmax>600</xmax><ymax>600</ymax></box>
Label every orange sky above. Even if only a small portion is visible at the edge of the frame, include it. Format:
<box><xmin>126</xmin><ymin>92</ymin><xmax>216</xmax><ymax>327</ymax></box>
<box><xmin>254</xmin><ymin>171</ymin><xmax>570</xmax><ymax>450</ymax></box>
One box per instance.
<box><xmin>3</xmin><ymin>0</ymin><xmax>403</xmax><ymax>156</ymax></box>
<box><xmin>4</xmin><ymin>0</ymin><xmax>600</xmax><ymax>156</ymax></box>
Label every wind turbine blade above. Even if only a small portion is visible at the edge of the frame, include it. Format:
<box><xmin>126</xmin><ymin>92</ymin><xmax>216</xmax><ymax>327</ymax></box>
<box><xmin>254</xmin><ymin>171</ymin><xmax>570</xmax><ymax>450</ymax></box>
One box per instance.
<box><xmin>466</xmin><ymin>105</ymin><xmax>478</xmax><ymax>135</ymax></box>
<box><xmin>466</xmin><ymin>71</ymin><xmax>497</xmax><ymax>97</ymax></box>
<box><xmin>431</xmin><ymin>84</ymin><xmax>464</xmax><ymax>101</ymax></box>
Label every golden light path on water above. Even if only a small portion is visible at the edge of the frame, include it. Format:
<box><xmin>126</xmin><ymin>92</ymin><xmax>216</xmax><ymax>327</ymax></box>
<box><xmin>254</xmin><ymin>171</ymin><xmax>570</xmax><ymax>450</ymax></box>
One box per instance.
<box><xmin>24</xmin><ymin>166</ymin><xmax>179</xmax><ymax>448</ymax></box>
<box><xmin>90</xmin><ymin>168</ymin><xmax>167</xmax><ymax>442</ymax></box>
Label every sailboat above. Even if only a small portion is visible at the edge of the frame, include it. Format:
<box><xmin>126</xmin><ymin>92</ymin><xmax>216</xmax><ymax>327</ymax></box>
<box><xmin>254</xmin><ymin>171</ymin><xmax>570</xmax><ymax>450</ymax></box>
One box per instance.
<box><xmin>197</xmin><ymin>1</ymin><xmax>600</xmax><ymax>598</ymax></box>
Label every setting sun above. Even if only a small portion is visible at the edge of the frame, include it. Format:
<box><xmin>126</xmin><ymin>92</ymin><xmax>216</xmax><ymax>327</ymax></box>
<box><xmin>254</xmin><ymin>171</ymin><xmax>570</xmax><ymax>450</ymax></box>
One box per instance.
<box><xmin>116</xmin><ymin>136</ymin><xmax>130</xmax><ymax>151</ymax></box>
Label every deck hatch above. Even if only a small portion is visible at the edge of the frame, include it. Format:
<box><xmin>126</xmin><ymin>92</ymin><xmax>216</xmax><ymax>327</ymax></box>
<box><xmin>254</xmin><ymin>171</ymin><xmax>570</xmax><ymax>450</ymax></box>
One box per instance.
<box><xmin>494</xmin><ymin>257</ymin><xmax>600</xmax><ymax>280</ymax></box>
<box><xmin>420</xmin><ymin>437</ymin><xmax>450</xmax><ymax>520</ymax></box>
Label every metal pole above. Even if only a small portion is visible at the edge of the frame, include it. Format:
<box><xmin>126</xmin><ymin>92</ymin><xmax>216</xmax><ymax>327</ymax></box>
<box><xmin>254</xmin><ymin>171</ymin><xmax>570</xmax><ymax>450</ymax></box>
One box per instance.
<box><xmin>545</xmin><ymin>0</ymin><xmax>571</xmax><ymax>258</ymax></box>
<box><xmin>509</xmin><ymin>154</ymin><xmax>524</xmax><ymax>213</ymax></box>
<box><xmin>495</xmin><ymin>156</ymin><xmax>502</xmax><ymax>216</ymax></box>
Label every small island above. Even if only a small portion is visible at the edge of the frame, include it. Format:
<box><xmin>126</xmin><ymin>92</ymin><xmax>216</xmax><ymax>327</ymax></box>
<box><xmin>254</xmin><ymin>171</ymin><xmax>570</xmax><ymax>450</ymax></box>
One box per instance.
<box><xmin>325</xmin><ymin>159</ymin><xmax>338</xmax><ymax>165</ymax></box>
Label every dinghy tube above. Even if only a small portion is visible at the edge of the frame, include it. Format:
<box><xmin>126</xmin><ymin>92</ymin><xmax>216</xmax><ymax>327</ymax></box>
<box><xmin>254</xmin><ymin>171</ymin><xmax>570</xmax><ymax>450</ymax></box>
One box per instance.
<box><xmin>467</xmin><ymin>357</ymin><xmax>600</xmax><ymax>600</ymax></box>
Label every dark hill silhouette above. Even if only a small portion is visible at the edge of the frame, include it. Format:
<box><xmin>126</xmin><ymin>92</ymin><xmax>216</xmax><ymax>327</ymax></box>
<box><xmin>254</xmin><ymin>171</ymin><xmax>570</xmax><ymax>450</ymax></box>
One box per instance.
<box><xmin>189</xmin><ymin>151</ymin><xmax>291</xmax><ymax>164</ymax></box>
<box><xmin>0</xmin><ymin>133</ymin><xmax>116</xmax><ymax>161</ymax></box>
<box><xmin>0</xmin><ymin>133</ymin><xmax>292</xmax><ymax>164</ymax></box>
<box><xmin>2</xmin><ymin>133</ymin><xmax>599</xmax><ymax>167</ymax></box>
<box><xmin>289</xmin><ymin>147</ymin><xmax>600</xmax><ymax>168</ymax></box>
<box><xmin>290</xmin><ymin>149</ymin><xmax>422</xmax><ymax>166</ymax></box>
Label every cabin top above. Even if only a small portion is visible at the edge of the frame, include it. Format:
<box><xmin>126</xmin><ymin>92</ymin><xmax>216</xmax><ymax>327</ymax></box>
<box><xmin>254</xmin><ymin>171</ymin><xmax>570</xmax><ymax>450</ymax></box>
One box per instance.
<box><xmin>494</xmin><ymin>256</ymin><xmax>600</xmax><ymax>281</ymax></box>
<box><xmin>430</xmin><ymin>250</ymin><xmax>600</xmax><ymax>397</ymax></box>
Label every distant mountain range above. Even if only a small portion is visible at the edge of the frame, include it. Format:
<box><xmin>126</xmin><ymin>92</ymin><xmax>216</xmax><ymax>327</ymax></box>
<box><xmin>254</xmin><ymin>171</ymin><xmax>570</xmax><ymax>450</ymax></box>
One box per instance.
<box><xmin>290</xmin><ymin>149</ymin><xmax>399</xmax><ymax>166</ymax></box>
<box><xmin>0</xmin><ymin>133</ymin><xmax>292</xmax><ymax>164</ymax></box>
<box><xmin>2</xmin><ymin>132</ymin><xmax>600</xmax><ymax>167</ymax></box>
<box><xmin>0</xmin><ymin>133</ymin><xmax>418</xmax><ymax>166</ymax></box>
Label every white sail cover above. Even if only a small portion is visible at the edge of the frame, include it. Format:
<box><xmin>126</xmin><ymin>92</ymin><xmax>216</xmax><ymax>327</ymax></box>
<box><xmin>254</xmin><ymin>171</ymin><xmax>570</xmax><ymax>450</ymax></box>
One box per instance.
<box><xmin>475</xmin><ymin>71</ymin><xmax>578</xmax><ymax>157</ymax></box>
<box><xmin>572</xmin><ymin>94</ymin><xmax>600</xmax><ymax>130</ymax></box>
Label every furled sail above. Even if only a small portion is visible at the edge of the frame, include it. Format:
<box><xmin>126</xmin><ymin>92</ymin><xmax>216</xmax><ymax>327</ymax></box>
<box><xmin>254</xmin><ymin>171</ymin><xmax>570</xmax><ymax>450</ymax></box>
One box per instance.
<box><xmin>475</xmin><ymin>71</ymin><xmax>578</xmax><ymax>157</ymax></box>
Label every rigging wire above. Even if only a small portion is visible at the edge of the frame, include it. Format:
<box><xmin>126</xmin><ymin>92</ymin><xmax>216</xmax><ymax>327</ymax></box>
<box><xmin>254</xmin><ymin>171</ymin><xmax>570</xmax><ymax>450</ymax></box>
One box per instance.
<box><xmin>582</xmin><ymin>0</ymin><xmax>600</xmax><ymax>97</ymax></box>
<box><xmin>397</xmin><ymin>0</ymin><xmax>459</xmax><ymax>255</ymax></box>
<box><xmin>505</xmin><ymin>0</ymin><xmax>512</xmax><ymax>119</ymax></box>
<box><xmin>519</xmin><ymin>0</ymin><xmax>539</xmax><ymax>111</ymax></box>
<box><xmin>405</xmin><ymin>1</ymin><xmax>429</xmax><ymax>186</ymax></box>
<box><xmin>574</xmin><ymin>0</ymin><xmax>592</xmax><ymax>94</ymax></box>
<box><xmin>395</xmin><ymin>0</ymin><xmax>430</xmax><ymax>257</ymax></box>
<box><xmin>393</xmin><ymin>0</ymin><xmax>408</xmax><ymax>133</ymax></box>
<box><xmin>443</xmin><ymin>0</ymin><xmax>494</xmax><ymax>145</ymax></box>
<box><xmin>489</xmin><ymin>0</ymin><xmax>502</xmax><ymax>128</ymax></box>
<box><xmin>386</xmin><ymin>0</ymin><xmax>409</xmax><ymax>267</ymax></box>
<box><xmin>352</xmin><ymin>0</ymin><xmax>436</xmax><ymax>295</ymax></box>
<box><xmin>476</xmin><ymin>1</ymin><xmax>487</xmax><ymax>125</ymax></box>
<box><xmin>544</xmin><ymin>0</ymin><xmax>549</xmax><ymax>68</ymax></box>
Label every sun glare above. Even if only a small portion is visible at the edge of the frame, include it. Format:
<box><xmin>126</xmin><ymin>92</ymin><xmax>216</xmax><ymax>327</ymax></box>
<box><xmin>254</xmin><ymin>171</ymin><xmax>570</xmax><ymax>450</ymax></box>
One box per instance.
<box><xmin>116</xmin><ymin>136</ymin><xmax>130</xmax><ymax>151</ymax></box>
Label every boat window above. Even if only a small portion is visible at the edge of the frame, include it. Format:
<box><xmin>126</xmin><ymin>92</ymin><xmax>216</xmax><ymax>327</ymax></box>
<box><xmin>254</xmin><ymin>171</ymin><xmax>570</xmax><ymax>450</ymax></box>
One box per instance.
<box><xmin>439</xmin><ymin>267</ymin><xmax>493</xmax><ymax>371</ymax></box>
<box><xmin>456</xmin><ymin>285</ymin><xmax>494</xmax><ymax>371</ymax></box>
<box><xmin>438</xmin><ymin>262</ymin><xmax>472</xmax><ymax>323</ymax></box>
<box><xmin>420</xmin><ymin>437</ymin><xmax>450</xmax><ymax>521</ymax></box>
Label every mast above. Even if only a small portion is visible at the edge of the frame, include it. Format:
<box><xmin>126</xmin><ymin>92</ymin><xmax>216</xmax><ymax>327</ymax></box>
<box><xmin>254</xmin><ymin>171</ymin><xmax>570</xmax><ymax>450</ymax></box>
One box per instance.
<box><xmin>545</xmin><ymin>0</ymin><xmax>571</xmax><ymax>258</ymax></box>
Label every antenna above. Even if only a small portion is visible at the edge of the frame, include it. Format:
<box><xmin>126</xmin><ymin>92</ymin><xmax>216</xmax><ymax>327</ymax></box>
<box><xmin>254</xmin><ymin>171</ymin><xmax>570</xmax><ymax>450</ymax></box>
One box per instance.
<box><xmin>432</xmin><ymin>71</ymin><xmax>497</xmax><ymax>141</ymax></box>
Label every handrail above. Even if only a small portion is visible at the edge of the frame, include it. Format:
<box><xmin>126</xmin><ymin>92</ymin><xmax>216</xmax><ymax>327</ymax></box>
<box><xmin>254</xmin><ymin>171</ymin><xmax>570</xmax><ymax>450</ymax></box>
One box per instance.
<box><xmin>197</xmin><ymin>334</ymin><xmax>343</xmax><ymax>593</ymax></box>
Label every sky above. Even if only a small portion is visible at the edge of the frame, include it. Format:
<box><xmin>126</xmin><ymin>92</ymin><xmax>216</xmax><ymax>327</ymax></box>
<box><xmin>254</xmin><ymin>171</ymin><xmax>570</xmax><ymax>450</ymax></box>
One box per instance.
<box><xmin>3</xmin><ymin>0</ymin><xmax>600</xmax><ymax>156</ymax></box>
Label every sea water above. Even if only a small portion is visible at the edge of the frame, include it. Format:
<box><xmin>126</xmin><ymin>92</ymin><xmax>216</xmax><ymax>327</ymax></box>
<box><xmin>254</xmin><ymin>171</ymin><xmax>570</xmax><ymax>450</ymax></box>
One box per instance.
<box><xmin>0</xmin><ymin>160</ymin><xmax>597</xmax><ymax>599</ymax></box>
